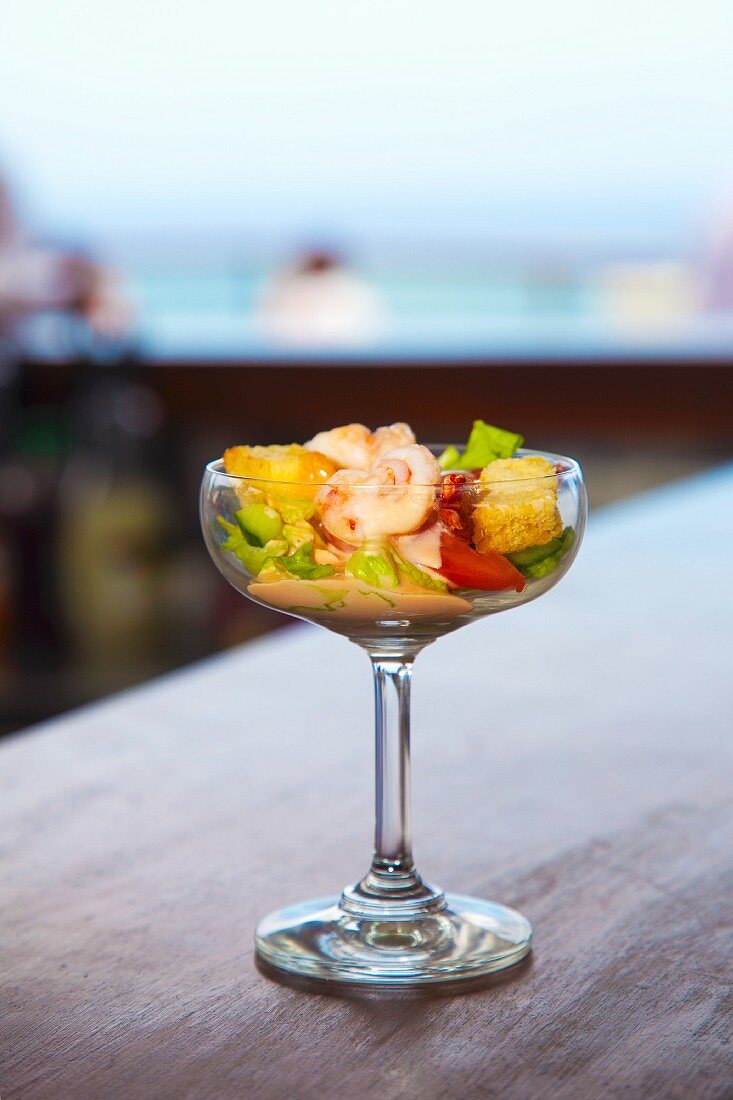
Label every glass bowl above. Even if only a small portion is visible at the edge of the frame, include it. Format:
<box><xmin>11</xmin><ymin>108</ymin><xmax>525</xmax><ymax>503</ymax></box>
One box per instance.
<box><xmin>201</xmin><ymin>446</ymin><xmax>586</xmax><ymax>985</ymax></box>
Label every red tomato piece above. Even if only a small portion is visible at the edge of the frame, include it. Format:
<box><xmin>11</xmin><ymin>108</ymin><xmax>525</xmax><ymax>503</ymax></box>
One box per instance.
<box><xmin>439</xmin><ymin>532</ymin><xmax>525</xmax><ymax>592</ymax></box>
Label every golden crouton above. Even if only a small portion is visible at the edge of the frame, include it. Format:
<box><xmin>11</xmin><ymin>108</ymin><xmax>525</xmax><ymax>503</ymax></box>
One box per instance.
<box><xmin>473</xmin><ymin>456</ymin><xmax>562</xmax><ymax>555</ymax></box>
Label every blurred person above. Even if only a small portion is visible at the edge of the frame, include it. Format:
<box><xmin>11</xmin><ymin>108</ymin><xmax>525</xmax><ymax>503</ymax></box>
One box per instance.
<box><xmin>257</xmin><ymin>249</ymin><xmax>383</xmax><ymax>347</ymax></box>
<box><xmin>0</xmin><ymin>172</ymin><xmax>131</xmax><ymax>342</ymax></box>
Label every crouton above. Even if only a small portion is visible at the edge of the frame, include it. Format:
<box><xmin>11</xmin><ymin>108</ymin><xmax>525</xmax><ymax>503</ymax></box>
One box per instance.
<box><xmin>473</xmin><ymin>456</ymin><xmax>562</xmax><ymax>555</ymax></box>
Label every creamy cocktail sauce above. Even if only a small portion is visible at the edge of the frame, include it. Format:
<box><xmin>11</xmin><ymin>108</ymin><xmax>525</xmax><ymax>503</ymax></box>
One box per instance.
<box><xmin>248</xmin><ymin>576</ymin><xmax>472</xmax><ymax>626</ymax></box>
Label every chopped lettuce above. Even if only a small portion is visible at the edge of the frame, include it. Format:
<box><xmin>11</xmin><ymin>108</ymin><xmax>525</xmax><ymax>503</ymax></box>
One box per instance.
<box><xmin>437</xmin><ymin>444</ymin><xmax>461</xmax><ymax>470</ymax></box>
<box><xmin>438</xmin><ymin>420</ymin><xmax>523</xmax><ymax>470</ymax></box>
<box><xmin>282</xmin><ymin>519</ymin><xmax>315</xmax><ymax>548</ymax></box>
<box><xmin>277</xmin><ymin>542</ymin><xmax>336</xmax><ymax>580</ymax></box>
<box><xmin>392</xmin><ymin>550</ymin><xmax>447</xmax><ymax>592</ymax></box>
<box><xmin>233</xmin><ymin>493</ymin><xmax>323</xmax><ymax>553</ymax></box>
<box><xmin>346</xmin><ymin>541</ymin><xmax>399</xmax><ymax>589</ymax></box>
<box><xmin>346</xmin><ymin>541</ymin><xmax>448</xmax><ymax>593</ymax></box>
<box><xmin>217</xmin><ymin>515</ymin><xmax>287</xmax><ymax>575</ymax></box>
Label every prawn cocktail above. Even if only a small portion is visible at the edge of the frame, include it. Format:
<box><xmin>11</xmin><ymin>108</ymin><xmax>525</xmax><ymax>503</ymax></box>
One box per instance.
<box><xmin>200</xmin><ymin>423</ymin><xmax>586</xmax><ymax>985</ymax></box>
<box><xmin>204</xmin><ymin>419</ymin><xmax>583</xmax><ymax>643</ymax></box>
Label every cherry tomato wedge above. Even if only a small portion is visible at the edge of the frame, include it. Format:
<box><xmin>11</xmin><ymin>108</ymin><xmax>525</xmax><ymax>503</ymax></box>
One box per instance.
<box><xmin>439</xmin><ymin>532</ymin><xmax>525</xmax><ymax>592</ymax></box>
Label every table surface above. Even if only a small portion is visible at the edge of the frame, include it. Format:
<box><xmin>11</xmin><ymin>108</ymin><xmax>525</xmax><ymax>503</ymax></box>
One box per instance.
<box><xmin>3</xmin><ymin>467</ymin><xmax>733</xmax><ymax>1100</ymax></box>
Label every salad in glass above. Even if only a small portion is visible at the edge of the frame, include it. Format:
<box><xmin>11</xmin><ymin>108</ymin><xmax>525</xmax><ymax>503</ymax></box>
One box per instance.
<box><xmin>204</xmin><ymin>419</ymin><xmax>582</xmax><ymax>649</ymax></box>
<box><xmin>201</xmin><ymin>419</ymin><xmax>586</xmax><ymax>985</ymax></box>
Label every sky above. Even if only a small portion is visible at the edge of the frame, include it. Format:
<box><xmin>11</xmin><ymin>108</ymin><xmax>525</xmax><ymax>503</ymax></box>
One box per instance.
<box><xmin>1</xmin><ymin>0</ymin><xmax>733</xmax><ymax>256</ymax></box>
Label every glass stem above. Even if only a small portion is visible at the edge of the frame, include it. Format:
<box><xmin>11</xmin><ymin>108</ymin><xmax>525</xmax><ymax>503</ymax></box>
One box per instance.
<box><xmin>342</xmin><ymin>652</ymin><xmax>444</xmax><ymax>916</ymax></box>
<box><xmin>372</xmin><ymin>656</ymin><xmax>414</xmax><ymax>875</ymax></box>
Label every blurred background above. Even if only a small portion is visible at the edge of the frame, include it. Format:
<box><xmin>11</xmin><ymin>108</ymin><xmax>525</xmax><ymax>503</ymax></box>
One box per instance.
<box><xmin>1</xmin><ymin>0</ymin><xmax>732</xmax><ymax>733</ymax></box>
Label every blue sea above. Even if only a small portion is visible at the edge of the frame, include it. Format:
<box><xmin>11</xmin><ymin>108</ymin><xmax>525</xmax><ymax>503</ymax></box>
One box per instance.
<box><xmin>127</xmin><ymin>265</ymin><xmax>733</xmax><ymax>362</ymax></box>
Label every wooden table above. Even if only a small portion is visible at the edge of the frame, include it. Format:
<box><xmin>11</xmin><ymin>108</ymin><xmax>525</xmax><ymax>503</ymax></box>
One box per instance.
<box><xmin>3</xmin><ymin>468</ymin><xmax>732</xmax><ymax>1099</ymax></box>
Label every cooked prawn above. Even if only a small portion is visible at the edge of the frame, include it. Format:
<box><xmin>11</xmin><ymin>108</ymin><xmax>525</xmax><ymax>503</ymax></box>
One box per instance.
<box><xmin>304</xmin><ymin>422</ymin><xmax>416</xmax><ymax>470</ymax></box>
<box><xmin>315</xmin><ymin>444</ymin><xmax>440</xmax><ymax>546</ymax></box>
<box><xmin>372</xmin><ymin>422</ymin><xmax>416</xmax><ymax>456</ymax></box>
<box><xmin>305</xmin><ymin>423</ymin><xmax>373</xmax><ymax>469</ymax></box>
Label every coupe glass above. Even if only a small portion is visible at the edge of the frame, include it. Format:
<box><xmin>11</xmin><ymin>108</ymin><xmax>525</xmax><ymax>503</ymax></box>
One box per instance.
<box><xmin>201</xmin><ymin>447</ymin><xmax>586</xmax><ymax>985</ymax></box>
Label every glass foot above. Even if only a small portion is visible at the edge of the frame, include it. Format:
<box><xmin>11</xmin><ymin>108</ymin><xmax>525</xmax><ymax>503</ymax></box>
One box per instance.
<box><xmin>255</xmin><ymin>893</ymin><xmax>532</xmax><ymax>986</ymax></box>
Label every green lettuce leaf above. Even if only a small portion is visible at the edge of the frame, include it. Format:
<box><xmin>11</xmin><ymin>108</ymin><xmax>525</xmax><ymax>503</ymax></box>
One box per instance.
<box><xmin>277</xmin><ymin>542</ymin><xmax>336</xmax><ymax>580</ymax></box>
<box><xmin>392</xmin><ymin>550</ymin><xmax>447</xmax><ymax>592</ymax></box>
<box><xmin>438</xmin><ymin>420</ymin><xmax>523</xmax><ymax>470</ymax></box>
<box><xmin>346</xmin><ymin>541</ymin><xmax>448</xmax><ymax>593</ymax></box>
<box><xmin>346</xmin><ymin>541</ymin><xmax>399</xmax><ymax>589</ymax></box>
<box><xmin>282</xmin><ymin>518</ymin><xmax>319</xmax><ymax>550</ymax></box>
<box><xmin>436</xmin><ymin>444</ymin><xmax>461</xmax><ymax>471</ymax></box>
<box><xmin>217</xmin><ymin>516</ymin><xmax>287</xmax><ymax>575</ymax></box>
